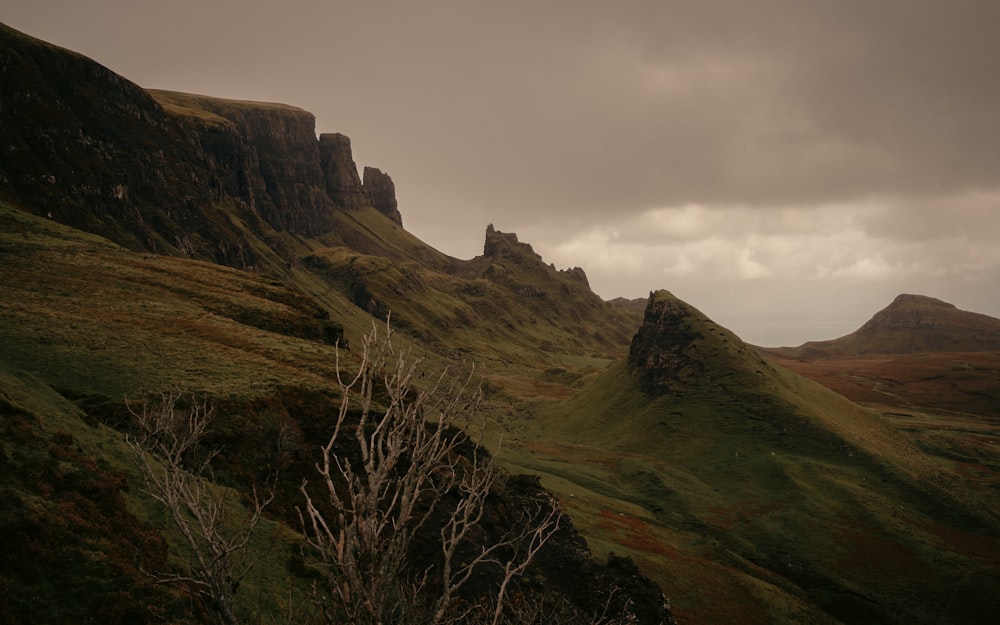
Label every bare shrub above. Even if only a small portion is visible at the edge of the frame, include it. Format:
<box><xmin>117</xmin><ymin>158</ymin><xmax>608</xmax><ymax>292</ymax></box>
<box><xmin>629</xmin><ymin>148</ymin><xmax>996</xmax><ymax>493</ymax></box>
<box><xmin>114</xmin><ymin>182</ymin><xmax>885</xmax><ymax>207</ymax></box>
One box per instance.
<box><xmin>127</xmin><ymin>389</ymin><xmax>274</xmax><ymax>625</ymax></box>
<box><xmin>299</xmin><ymin>320</ymin><xmax>562</xmax><ymax>625</ymax></box>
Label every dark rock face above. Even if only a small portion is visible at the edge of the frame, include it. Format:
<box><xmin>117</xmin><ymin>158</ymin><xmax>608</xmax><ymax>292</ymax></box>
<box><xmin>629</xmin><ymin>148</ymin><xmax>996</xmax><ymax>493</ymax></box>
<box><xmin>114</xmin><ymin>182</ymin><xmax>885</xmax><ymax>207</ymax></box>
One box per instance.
<box><xmin>628</xmin><ymin>291</ymin><xmax>708</xmax><ymax>395</ymax></box>
<box><xmin>318</xmin><ymin>133</ymin><xmax>366</xmax><ymax>211</ymax></box>
<box><xmin>201</xmin><ymin>102</ymin><xmax>334</xmax><ymax>235</ymax></box>
<box><xmin>0</xmin><ymin>22</ymin><xmax>402</xmax><ymax>263</ymax></box>
<box><xmin>627</xmin><ymin>290</ymin><xmax>764</xmax><ymax>396</ymax></box>
<box><xmin>156</xmin><ymin>91</ymin><xmax>338</xmax><ymax>237</ymax></box>
<box><xmin>483</xmin><ymin>224</ymin><xmax>542</xmax><ymax>260</ymax></box>
<box><xmin>363</xmin><ymin>166</ymin><xmax>402</xmax><ymax>226</ymax></box>
<box><xmin>0</xmin><ymin>24</ymin><xmax>221</xmax><ymax>255</ymax></box>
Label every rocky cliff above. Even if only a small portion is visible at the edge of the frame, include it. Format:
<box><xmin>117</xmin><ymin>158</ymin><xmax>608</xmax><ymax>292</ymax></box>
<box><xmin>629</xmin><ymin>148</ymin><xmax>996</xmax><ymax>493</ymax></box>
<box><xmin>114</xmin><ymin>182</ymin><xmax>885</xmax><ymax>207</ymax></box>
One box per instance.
<box><xmin>318</xmin><ymin>132</ymin><xmax>367</xmax><ymax>212</ymax></box>
<box><xmin>0</xmin><ymin>22</ymin><xmax>400</xmax><ymax>263</ymax></box>
<box><xmin>0</xmin><ymin>24</ymin><xmax>222</xmax><ymax>254</ymax></box>
<box><xmin>363</xmin><ymin>166</ymin><xmax>402</xmax><ymax>226</ymax></box>
<box><xmin>628</xmin><ymin>290</ymin><xmax>767</xmax><ymax>395</ymax></box>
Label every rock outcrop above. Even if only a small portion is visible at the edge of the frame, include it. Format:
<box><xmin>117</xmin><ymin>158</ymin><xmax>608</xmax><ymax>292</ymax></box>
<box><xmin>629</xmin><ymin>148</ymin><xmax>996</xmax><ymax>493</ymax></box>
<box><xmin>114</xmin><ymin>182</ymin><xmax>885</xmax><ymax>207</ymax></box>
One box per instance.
<box><xmin>628</xmin><ymin>290</ymin><xmax>765</xmax><ymax>395</ymax></box>
<box><xmin>483</xmin><ymin>224</ymin><xmax>542</xmax><ymax>260</ymax></box>
<box><xmin>319</xmin><ymin>132</ymin><xmax>367</xmax><ymax>212</ymax></box>
<box><xmin>363</xmin><ymin>166</ymin><xmax>402</xmax><ymax>226</ymax></box>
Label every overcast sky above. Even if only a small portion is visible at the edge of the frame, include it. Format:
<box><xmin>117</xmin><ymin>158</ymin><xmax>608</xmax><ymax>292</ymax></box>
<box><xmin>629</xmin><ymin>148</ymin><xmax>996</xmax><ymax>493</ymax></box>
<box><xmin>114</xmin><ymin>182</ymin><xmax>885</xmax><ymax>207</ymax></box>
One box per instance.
<box><xmin>6</xmin><ymin>1</ymin><xmax>1000</xmax><ymax>346</ymax></box>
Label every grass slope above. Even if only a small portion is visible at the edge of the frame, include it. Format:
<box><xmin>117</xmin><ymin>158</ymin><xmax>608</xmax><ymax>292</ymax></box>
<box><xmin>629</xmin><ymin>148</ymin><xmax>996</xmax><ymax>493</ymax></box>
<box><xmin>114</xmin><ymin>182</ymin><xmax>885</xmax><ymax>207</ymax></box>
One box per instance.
<box><xmin>498</xmin><ymin>294</ymin><xmax>1000</xmax><ymax>625</ymax></box>
<box><xmin>0</xmin><ymin>200</ymin><xmax>652</xmax><ymax>623</ymax></box>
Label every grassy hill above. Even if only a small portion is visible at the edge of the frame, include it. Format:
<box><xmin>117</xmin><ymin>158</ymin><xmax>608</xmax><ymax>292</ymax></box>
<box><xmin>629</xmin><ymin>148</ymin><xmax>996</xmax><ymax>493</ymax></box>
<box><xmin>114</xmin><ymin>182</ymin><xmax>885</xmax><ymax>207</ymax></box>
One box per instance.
<box><xmin>762</xmin><ymin>294</ymin><xmax>1000</xmax><ymax>358</ymax></box>
<box><xmin>0</xmin><ymin>199</ymin><xmax>660</xmax><ymax>624</ymax></box>
<box><xmin>498</xmin><ymin>292</ymin><xmax>1000</xmax><ymax>625</ymax></box>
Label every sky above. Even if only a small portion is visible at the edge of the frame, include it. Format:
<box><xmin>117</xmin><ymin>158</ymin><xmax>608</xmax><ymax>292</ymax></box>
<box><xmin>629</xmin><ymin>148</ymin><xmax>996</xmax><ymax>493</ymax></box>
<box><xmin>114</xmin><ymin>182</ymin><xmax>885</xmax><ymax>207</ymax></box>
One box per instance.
<box><xmin>5</xmin><ymin>1</ymin><xmax>1000</xmax><ymax>346</ymax></box>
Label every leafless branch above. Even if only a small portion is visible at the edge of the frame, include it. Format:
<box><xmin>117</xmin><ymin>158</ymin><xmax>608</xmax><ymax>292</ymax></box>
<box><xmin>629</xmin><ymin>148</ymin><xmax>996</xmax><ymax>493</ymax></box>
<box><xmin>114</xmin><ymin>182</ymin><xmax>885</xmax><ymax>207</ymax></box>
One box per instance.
<box><xmin>126</xmin><ymin>389</ymin><xmax>275</xmax><ymax>625</ymax></box>
<box><xmin>299</xmin><ymin>319</ymin><xmax>562</xmax><ymax>625</ymax></box>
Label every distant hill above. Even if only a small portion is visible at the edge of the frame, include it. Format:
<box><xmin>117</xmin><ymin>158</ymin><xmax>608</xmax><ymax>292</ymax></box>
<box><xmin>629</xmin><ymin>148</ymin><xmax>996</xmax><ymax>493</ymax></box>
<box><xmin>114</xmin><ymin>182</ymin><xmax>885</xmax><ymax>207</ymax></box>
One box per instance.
<box><xmin>761</xmin><ymin>294</ymin><xmax>1000</xmax><ymax>359</ymax></box>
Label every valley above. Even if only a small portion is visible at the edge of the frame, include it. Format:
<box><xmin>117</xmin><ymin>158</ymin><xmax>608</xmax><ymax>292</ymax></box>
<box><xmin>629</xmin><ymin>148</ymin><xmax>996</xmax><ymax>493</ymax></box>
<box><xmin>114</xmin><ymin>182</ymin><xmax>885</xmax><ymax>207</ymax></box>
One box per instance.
<box><xmin>2</xmin><ymin>20</ymin><xmax>998</xmax><ymax>625</ymax></box>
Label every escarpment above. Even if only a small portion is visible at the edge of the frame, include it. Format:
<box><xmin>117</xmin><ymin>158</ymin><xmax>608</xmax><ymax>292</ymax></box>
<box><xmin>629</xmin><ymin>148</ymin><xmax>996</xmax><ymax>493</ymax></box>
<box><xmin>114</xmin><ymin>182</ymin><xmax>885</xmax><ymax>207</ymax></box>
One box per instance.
<box><xmin>319</xmin><ymin>132</ymin><xmax>367</xmax><ymax>212</ymax></box>
<box><xmin>0</xmin><ymin>22</ymin><xmax>400</xmax><ymax>263</ymax></box>
<box><xmin>0</xmin><ymin>24</ymin><xmax>219</xmax><ymax>251</ymax></box>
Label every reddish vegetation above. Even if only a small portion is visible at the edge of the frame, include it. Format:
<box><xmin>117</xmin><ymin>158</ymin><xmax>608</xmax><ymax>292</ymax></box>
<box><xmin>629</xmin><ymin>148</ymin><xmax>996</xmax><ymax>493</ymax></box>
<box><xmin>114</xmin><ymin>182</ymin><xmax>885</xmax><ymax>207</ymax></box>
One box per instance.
<box><xmin>912</xmin><ymin>519</ymin><xmax>1000</xmax><ymax>564</ymax></box>
<box><xmin>833</xmin><ymin>526</ymin><xmax>930</xmax><ymax>579</ymax></box>
<box><xmin>589</xmin><ymin>508</ymin><xmax>773</xmax><ymax>625</ymax></box>
<box><xmin>770</xmin><ymin>352</ymin><xmax>1000</xmax><ymax>419</ymax></box>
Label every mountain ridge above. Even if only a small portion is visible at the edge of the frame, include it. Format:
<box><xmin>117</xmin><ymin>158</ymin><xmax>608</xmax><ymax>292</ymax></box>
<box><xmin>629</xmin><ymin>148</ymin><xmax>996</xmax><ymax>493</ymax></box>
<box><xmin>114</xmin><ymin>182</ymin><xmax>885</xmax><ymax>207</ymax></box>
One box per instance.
<box><xmin>1</xmin><ymin>19</ymin><xmax>402</xmax><ymax>266</ymax></box>
<box><xmin>0</xmin><ymin>21</ymin><xmax>668</xmax><ymax>624</ymax></box>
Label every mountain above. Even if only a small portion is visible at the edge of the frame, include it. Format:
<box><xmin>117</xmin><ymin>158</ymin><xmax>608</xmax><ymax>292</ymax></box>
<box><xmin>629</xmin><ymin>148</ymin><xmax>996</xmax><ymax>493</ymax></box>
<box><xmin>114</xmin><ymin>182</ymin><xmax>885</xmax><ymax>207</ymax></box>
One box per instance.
<box><xmin>0</xmin><ymin>20</ymin><xmax>410</xmax><ymax>268</ymax></box>
<box><xmin>756</xmin><ymin>296</ymin><xmax>1000</xmax><ymax>501</ymax></box>
<box><xmin>504</xmin><ymin>291</ymin><xmax>1000</xmax><ymax>625</ymax></box>
<box><xmin>762</xmin><ymin>294</ymin><xmax>1000</xmax><ymax>359</ymax></box>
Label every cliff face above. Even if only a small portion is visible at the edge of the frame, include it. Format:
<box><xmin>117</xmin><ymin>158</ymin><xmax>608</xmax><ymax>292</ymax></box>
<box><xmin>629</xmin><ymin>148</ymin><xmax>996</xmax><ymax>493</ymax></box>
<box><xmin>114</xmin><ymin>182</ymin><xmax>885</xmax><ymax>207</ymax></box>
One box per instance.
<box><xmin>363</xmin><ymin>166</ymin><xmax>402</xmax><ymax>226</ymax></box>
<box><xmin>628</xmin><ymin>290</ymin><xmax>765</xmax><ymax>395</ymax></box>
<box><xmin>319</xmin><ymin>132</ymin><xmax>366</xmax><ymax>212</ymax></box>
<box><xmin>0</xmin><ymin>22</ymin><xmax>400</xmax><ymax>262</ymax></box>
<box><xmin>0</xmin><ymin>24</ymin><xmax>219</xmax><ymax>253</ymax></box>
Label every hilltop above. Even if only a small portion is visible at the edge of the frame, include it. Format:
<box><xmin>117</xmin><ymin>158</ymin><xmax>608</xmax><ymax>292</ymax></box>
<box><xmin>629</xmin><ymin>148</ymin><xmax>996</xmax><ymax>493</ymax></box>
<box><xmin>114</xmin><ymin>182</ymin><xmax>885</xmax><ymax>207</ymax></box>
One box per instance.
<box><xmin>761</xmin><ymin>294</ymin><xmax>1000</xmax><ymax>359</ymax></box>
<box><xmin>758</xmin><ymin>294</ymin><xmax>1000</xmax><ymax>417</ymax></box>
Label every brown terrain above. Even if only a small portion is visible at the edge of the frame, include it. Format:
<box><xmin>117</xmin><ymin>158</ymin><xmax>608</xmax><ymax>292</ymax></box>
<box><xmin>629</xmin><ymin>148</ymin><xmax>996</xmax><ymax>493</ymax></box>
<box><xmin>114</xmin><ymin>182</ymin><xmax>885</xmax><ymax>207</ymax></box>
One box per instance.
<box><xmin>759</xmin><ymin>294</ymin><xmax>1000</xmax><ymax>508</ymax></box>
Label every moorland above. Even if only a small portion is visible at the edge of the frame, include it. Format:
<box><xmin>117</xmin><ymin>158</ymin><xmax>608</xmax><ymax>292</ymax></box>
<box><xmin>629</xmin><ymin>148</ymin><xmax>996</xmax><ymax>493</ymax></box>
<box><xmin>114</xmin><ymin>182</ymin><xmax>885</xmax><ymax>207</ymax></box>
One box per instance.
<box><xmin>1</xmin><ymin>22</ymin><xmax>998</xmax><ymax>625</ymax></box>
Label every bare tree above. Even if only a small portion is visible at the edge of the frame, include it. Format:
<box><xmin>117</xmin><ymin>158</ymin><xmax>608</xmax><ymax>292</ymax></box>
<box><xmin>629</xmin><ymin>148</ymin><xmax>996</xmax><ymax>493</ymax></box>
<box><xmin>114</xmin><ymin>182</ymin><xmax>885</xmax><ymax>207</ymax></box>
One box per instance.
<box><xmin>127</xmin><ymin>389</ymin><xmax>275</xmax><ymax>625</ymax></box>
<box><xmin>299</xmin><ymin>320</ymin><xmax>562</xmax><ymax>625</ymax></box>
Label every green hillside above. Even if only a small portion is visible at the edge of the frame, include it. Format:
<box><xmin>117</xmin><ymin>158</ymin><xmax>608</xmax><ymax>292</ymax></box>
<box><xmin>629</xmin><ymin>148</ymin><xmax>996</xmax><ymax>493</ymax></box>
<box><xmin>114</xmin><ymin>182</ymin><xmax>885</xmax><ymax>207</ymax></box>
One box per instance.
<box><xmin>499</xmin><ymin>291</ymin><xmax>1000</xmax><ymax>625</ymax></box>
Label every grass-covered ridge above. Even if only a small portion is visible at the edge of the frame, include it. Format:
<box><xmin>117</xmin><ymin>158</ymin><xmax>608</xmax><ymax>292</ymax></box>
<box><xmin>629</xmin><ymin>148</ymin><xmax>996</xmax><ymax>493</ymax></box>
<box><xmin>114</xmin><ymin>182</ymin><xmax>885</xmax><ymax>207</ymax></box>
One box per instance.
<box><xmin>495</xmin><ymin>291</ymin><xmax>1000</xmax><ymax>625</ymax></box>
